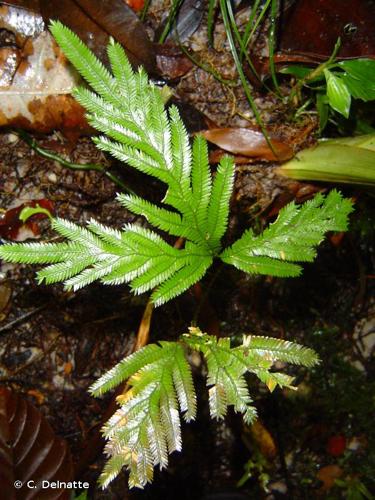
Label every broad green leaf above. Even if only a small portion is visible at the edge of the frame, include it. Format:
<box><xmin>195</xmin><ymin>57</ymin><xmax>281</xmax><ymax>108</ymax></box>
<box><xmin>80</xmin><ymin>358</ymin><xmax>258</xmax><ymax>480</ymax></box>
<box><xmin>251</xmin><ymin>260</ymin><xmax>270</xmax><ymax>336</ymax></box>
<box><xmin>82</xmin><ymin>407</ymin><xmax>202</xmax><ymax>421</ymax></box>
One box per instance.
<box><xmin>324</xmin><ymin>69</ymin><xmax>351</xmax><ymax>118</ymax></box>
<box><xmin>278</xmin><ymin>142</ymin><xmax>375</xmax><ymax>186</ymax></box>
<box><xmin>338</xmin><ymin>58</ymin><xmax>375</xmax><ymax>83</ymax></box>
<box><xmin>340</xmin><ymin>73</ymin><xmax>375</xmax><ymax>101</ymax></box>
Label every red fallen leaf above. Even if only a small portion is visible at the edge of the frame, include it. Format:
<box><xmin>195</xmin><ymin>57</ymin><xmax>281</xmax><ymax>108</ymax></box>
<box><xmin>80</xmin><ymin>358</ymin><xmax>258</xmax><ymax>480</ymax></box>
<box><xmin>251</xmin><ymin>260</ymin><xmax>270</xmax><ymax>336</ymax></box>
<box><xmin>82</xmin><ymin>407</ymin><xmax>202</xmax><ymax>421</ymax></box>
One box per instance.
<box><xmin>0</xmin><ymin>386</ymin><xmax>73</xmax><ymax>499</ymax></box>
<box><xmin>124</xmin><ymin>0</ymin><xmax>144</xmax><ymax>12</ymax></box>
<box><xmin>327</xmin><ymin>435</ymin><xmax>347</xmax><ymax>457</ymax></box>
<box><xmin>0</xmin><ymin>199</ymin><xmax>54</xmax><ymax>241</ymax></box>
<box><xmin>155</xmin><ymin>43</ymin><xmax>193</xmax><ymax>80</ymax></box>
<box><xmin>278</xmin><ymin>0</ymin><xmax>375</xmax><ymax>60</ymax></box>
<box><xmin>200</xmin><ymin>127</ymin><xmax>294</xmax><ymax>161</ymax></box>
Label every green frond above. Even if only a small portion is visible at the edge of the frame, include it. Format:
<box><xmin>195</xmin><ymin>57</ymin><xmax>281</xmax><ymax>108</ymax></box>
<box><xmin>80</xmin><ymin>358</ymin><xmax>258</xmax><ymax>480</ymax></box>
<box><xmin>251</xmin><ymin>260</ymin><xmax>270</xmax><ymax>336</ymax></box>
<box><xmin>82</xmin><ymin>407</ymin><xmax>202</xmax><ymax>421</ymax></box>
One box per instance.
<box><xmin>205</xmin><ymin>156</ymin><xmax>235</xmax><ymax>252</ymax></box>
<box><xmin>106</xmin><ymin>39</ymin><xmax>137</xmax><ymax>105</ymax></box>
<box><xmin>93</xmin><ymin>136</ymin><xmax>172</xmax><ymax>184</ymax></box>
<box><xmin>93</xmin><ymin>341</ymin><xmax>197</xmax><ymax>488</ymax></box>
<box><xmin>171</xmin><ymin>344</ymin><xmax>197</xmax><ymax>421</ymax></box>
<box><xmin>90</xmin><ymin>344</ymin><xmax>165</xmax><ymax>396</ymax></box>
<box><xmin>37</xmin><ymin>257</ymin><xmax>97</xmax><ymax>285</ymax></box>
<box><xmin>91</xmin><ymin>328</ymin><xmax>318</xmax><ymax>488</ymax></box>
<box><xmin>151</xmin><ymin>252</ymin><xmax>213</xmax><ymax>306</ymax></box>
<box><xmin>222</xmin><ymin>253</ymin><xmax>302</xmax><ymax>277</ymax></box>
<box><xmin>169</xmin><ymin>105</ymin><xmax>191</xmax><ymax>188</ymax></box>
<box><xmin>117</xmin><ymin>194</ymin><xmax>188</xmax><ymax>238</ymax></box>
<box><xmin>183</xmin><ymin>331</ymin><xmax>256</xmax><ymax>421</ymax></box>
<box><xmin>50</xmin><ymin>21</ymin><xmax>119</xmax><ymax>107</ymax></box>
<box><xmin>191</xmin><ymin>135</ymin><xmax>212</xmax><ymax>229</ymax></box>
<box><xmin>182</xmin><ymin>328</ymin><xmax>319</xmax><ymax>424</ymax></box>
<box><xmin>0</xmin><ymin>241</ymin><xmax>84</xmax><ymax>264</ymax></box>
<box><xmin>253</xmin><ymin>370</ymin><xmax>295</xmax><ymax>392</ymax></box>
<box><xmin>241</xmin><ymin>335</ymin><xmax>320</xmax><ymax>367</ymax></box>
<box><xmin>221</xmin><ymin>190</ymin><xmax>353</xmax><ymax>276</ymax></box>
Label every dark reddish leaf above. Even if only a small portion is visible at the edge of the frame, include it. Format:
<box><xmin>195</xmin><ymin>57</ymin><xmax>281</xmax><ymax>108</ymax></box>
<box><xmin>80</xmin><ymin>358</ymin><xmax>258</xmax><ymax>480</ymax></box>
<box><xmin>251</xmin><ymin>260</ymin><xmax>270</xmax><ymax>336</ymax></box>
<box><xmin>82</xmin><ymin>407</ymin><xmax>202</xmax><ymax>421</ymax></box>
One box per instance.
<box><xmin>0</xmin><ymin>199</ymin><xmax>54</xmax><ymax>241</ymax></box>
<box><xmin>200</xmin><ymin>127</ymin><xmax>294</xmax><ymax>161</ymax></box>
<box><xmin>278</xmin><ymin>0</ymin><xmax>375</xmax><ymax>60</ymax></box>
<box><xmin>0</xmin><ymin>386</ymin><xmax>73</xmax><ymax>499</ymax></box>
<box><xmin>0</xmin><ymin>281</ymin><xmax>12</xmax><ymax>317</ymax></box>
<box><xmin>40</xmin><ymin>0</ymin><xmax>156</xmax><ymax>74</ymax></box>
<box><xmin>155</xmin><ymin>43</ymin><xmax>193</xmax><ymax>80</ymax></box>
<box><xmin>327</xmin><ymin>435</ymin><xmax>347</xmax><ymax>457</ymax></box>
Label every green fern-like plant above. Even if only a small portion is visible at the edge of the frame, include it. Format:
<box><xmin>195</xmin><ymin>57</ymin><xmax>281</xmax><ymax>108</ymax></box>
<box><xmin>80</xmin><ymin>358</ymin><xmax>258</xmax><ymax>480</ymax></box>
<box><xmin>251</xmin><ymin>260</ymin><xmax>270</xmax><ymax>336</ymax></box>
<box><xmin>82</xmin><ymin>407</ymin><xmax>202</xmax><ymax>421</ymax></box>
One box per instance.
<box><xmin>0</xmin><ymin>22</ymin><xmax>353</xmax><ymax>306</ymax></box>
<box><xmin>0</xmin><ymin>23</ymin><xmax>354</xmax><ymax>489</ymax></box>
<box><xmin>91</xmin><ymin>327</ymin><xmax>319</xmax><ymax>488</ymax></box>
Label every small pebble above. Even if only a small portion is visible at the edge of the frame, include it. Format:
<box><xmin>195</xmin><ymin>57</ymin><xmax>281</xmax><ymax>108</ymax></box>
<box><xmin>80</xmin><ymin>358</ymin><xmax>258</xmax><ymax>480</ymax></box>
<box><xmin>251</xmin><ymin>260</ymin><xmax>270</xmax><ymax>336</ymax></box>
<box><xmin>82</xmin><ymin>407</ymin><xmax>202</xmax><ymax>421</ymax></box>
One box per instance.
<box><xmin>7</xmin><ymin>133</ymin><xmax>19</xmax><ymax>144</ymax></box>
<box><xmin>47</xmin><ymin>172</ymin><xmax>57</xmax><ymax>183</ymax></box>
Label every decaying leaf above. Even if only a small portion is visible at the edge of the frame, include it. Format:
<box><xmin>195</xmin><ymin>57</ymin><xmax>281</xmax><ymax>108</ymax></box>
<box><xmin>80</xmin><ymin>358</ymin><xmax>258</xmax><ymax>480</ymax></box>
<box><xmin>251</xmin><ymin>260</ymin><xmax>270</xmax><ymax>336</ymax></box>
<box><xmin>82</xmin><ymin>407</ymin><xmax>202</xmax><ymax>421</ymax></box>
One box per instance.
<box><xmin>40</xmin><ymin>0</ymin><xmax>156</xmax><ymax>73</ymax></box>
<box><xmin>249</xmin><ymin>420</ymin><xmax>277</xmax><ymax>460</ymax></box>
<box><xmin>278</xmin><ymin>0</ymin><xmax>375</xmax><ymax>60</ymax></box>
<box><xmin>0</xmin><ymin>199</ymin><xmax>54</xmax><ymax>241</ymax></box>
<box><xmin>0</xmin><ymin>0</ymin><xmax>156</xmax><ymax>133</ymax></box>
<box><xmin>200</xmin><ymin>127</ymin><xmax>294</xmax><ymax>161</ymax></box>
<box><xmin>0</xmin><ymin>281</ymin><xmax>12</xmax><ymax>320</ymax></box>
<box><xmin>155</xmin><ymin>43</ymin><xmax>193</xmax><ymax>80</ymax></box>
<box><xmin>0</xmin><ymin>2</ymin><xmax>44</xmax><ymax>44</ymax></box>
<box><xmin>0</xmin><ymin>386</ymin><xmax>73</xmax><ymax>499</ymax></box>
<box><xmin>0</xmin><ymin>6</ymin><xmax>88</xmax><ymax>134</ymax></box>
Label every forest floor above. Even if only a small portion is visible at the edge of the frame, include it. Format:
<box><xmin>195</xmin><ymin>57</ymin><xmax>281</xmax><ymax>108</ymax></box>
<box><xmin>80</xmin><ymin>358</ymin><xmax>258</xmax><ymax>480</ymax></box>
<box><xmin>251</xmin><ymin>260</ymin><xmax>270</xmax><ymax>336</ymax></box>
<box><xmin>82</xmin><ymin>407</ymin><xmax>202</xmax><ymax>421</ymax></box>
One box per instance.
<box><xmin>0</xmin><ymin>1</ymin><xmax>375</xmax><ymax>499</ymax></box>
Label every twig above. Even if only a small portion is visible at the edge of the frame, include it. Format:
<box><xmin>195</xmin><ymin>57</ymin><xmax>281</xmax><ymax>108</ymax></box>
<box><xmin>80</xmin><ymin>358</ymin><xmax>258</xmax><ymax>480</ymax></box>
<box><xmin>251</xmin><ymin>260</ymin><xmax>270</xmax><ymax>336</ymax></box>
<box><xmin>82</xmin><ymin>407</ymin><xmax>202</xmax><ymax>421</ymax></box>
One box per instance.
<box><xmin>0</xmin><ymin>305</ymin><xmax>47</xmax><ymax>335</ymax></box>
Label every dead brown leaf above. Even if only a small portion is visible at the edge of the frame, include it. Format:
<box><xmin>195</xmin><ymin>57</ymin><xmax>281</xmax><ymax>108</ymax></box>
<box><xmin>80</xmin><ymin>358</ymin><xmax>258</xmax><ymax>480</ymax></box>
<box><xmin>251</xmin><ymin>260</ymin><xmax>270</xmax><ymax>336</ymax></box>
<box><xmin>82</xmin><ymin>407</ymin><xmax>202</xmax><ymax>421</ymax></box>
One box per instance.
<box><xmin>317</xmin><ymin>464</ymin><xmax>343</xmax><ymax>491</ymax></box>
<box><xmin>200</xmin><ymin>127</ymin><xmax>294</xmax><ymax>162</ymax></box>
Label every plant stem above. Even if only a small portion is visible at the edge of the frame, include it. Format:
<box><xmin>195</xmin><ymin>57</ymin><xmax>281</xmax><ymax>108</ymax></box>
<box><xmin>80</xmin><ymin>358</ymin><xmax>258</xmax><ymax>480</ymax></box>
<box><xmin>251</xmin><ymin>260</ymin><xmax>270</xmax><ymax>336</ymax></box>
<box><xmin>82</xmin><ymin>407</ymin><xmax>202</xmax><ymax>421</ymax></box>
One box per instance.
<box><xmin>17</xmin><ymin>130</ymin><xmax>136</xmax><ymax>195</ymax></box>
<box><xmin>158</xmin><ymin>0</ymin><xmax>183</xmax><ymax>43</ymax></box>
<box><xmin>290</xmin><ymin>38</ymin><xmax>342</xmax><ymax>104</ymax></box>
<box><xmin>220</xmin><ymin>0</ymin><xmax>277</xmax><ymax>157</ymax></box>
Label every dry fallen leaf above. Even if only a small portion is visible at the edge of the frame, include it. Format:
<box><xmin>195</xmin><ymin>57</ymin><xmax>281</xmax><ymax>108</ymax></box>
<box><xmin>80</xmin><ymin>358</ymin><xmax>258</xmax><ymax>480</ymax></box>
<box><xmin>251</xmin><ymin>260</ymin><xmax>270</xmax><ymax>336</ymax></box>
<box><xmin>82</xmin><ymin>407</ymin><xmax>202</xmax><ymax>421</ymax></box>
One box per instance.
<box><xmin>0</xmin><ymin>386</ymin><xmax>73</xmax><ymax>499</ymax></box>
<box><xmin>0</xmin><ymin>9</ymin><xmax>89</xmax><ymax>134</ymax></box>
<box><xmin>200</xmin><ymin>127</ymin><xmax>294</xmax><ymax>162</ymax></box>
<box><xmin>317</xmin><ymin>464</ymin><xmax>343</xmax><ymax>491</ymax></box>
<box><xmin>250</xmin><ymin>419</ymin><xmax>277</xmax><ymax>460</ymax></box>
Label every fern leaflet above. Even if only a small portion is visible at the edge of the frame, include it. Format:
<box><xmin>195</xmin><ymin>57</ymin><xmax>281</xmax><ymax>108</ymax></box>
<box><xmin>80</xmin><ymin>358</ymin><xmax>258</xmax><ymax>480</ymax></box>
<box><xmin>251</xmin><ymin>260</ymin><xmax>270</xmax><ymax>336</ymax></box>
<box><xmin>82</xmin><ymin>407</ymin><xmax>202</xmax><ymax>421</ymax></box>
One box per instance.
<box><xmin>92</xmin><ymin>328</ymin><xmax>318</xmax><ymax>488</ymax></box>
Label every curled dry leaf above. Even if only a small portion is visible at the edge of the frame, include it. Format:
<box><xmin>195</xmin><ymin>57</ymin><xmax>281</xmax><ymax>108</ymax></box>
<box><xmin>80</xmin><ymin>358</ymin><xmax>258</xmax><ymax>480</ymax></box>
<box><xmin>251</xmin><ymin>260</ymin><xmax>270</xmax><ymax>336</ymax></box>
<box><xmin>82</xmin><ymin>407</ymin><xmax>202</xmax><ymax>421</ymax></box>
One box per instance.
<box><xmin>200</xmin><ymin>127</ymin><xmax>294</xmax><ymax>162</ymax></box>
<box><xmin>0</xmin><ymin>386</ymin><xmax>73</xmax><ymax>500</ymax></box>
